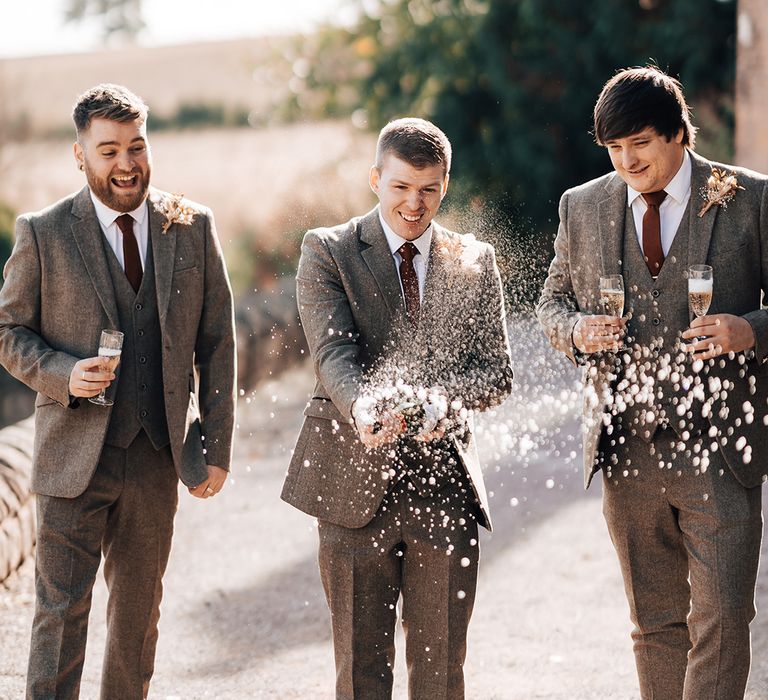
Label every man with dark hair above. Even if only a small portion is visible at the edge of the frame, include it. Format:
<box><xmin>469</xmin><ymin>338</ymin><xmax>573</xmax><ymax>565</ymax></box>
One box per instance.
<box><xmin>538</xmin><ymin>65</ymin><xmax>768</xmax><ymax>699</ymax></box>
<box><xmin>0</xmin><ymin>83</ymin><xmax>236</xmax><ymax>699</ymax></box>
<box><xmin>282</xmin><ymin>117</ymin><xmax>513</xmax><ymax>698</ymax></box>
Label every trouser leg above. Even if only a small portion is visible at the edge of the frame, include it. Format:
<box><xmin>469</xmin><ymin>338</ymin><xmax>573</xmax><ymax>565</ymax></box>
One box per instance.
<box><xmin>676</xmin><ymin>451</ymin><xmax>762</xmax><ymax>700</ymax></box>
<box><xmin>318</xmin><ymin>491</ymin><xmax>403</xmax><ymax>700</ymax></box>
<box><xmin>400</xmin><ymin>485</ymin><xmax>480</xmax><ymax>700</ymax></box>
<box><xmin>26</xmin><ymin>450</ymin><xmax>123</xmax><ymax>700</ymax></box>
<box><xmin>100</xmin><ymin>433</ymin><xmax>178</xmax><ymax>700</ymax></box>
<box><xmin>602</xmin><ymin>438</ymin><xmax>691</xmax><ymax>700</ymax></box>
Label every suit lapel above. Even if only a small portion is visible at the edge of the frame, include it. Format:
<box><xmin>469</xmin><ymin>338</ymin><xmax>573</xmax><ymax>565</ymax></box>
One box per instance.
<box><xmin>148</xmin><ymin>189</ymin><xmax>177</xmax><ymax>326</ymax></box>
<box><xmin>359</xmin><ymin>208</ymin><xmax>405</xmax><ymax>316</ymax></box>
<box><xmin>70</xmin><ymin>187</ymin><xmax>120</xmax><ymax>329</ymax></box>
<box><xmin>687</xmin><ymin>151</ymin><xmax>718</xmax><ymax>267</ymax></box>
<box><xmin>597</xmin><ymin>174</ymin><xmax>627</xmax><ymax>277</ymax></box>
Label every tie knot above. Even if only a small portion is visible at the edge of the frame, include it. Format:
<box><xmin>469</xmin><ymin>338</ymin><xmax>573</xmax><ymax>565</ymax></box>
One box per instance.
<box><xmin>115</xmin><ymin>214</ymin><xmax>134</xmax><ymax>236</ymax></box>
<box><xmin>398</xmin><ymin>241</ymin><xmax>419</xmax><ymax>263</ymax></box>
<box><xmin>642</xmin><ymin>190</ymin><xmax>667</xmax><ymax>208</ymax></box>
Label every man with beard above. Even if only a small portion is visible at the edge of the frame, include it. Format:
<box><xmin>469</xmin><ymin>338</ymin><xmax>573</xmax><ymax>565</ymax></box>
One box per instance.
<box><xmin>281</xmin><ymin>118</ymin><xmax>513</xmax><ymax>698</ymax></box>
<box><xmin>537</xmin><ymin>66</ymin><xmax>768</xmax><ymax>699</ymax></box>
<box><xmin>0</xmin><ymin>84</ymin><xmax>236</xmax><ymax>699</ymax></box>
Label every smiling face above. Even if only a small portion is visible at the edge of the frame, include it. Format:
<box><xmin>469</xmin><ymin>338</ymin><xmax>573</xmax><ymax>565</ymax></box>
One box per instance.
<box><xmin>605</xmin><ymin>126</ymin><xmax>685</xmax><ymax>193</ymax></box>
<box><xmin>369</xmin><ymin>153</ymin><xmax>448</xmax><ymax>240</ymax></box>
<box><xmin>74</xmin><ymin>117</ymin><xmax>152</xmax><ymax>212</ymax></box>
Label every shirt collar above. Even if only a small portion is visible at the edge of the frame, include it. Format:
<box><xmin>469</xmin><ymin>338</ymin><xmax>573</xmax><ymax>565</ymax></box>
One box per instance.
<box><xmin>378</xmin><ymin>209</ymin><xmax>433</xmax><ymax>260</ymax></box>
<box><xmin>89</xmin><ymin>189</ymin><xmax>148</xmax><ymax>229</ymax></box>
<box><xmin>626</xmin><ymin>149</ymin><xmax>692</xmax><ymax>207</ymax></box>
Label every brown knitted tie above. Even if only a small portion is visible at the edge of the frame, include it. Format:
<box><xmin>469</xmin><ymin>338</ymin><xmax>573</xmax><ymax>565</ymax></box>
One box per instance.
<box><xmin>398</xmin><ymin>242</ymin><xmax>420</xmax><ymax>323</ymax></box>
<box><xmin>641</xmin><ymin>191</ymin><xmax>667</xmax><ymax>277</ymax></box>
<box><xmin>116</xmin><ymin>214</ymin><xmax>143</xmax><ymax>293</ymax></box>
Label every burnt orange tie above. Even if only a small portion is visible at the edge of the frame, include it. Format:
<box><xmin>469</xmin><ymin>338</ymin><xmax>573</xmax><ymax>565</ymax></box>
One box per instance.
<box><xmin>641</xmin><ymin>191</ymin><xmax>667</xmax><ymax>277</ymax></box>
<box><xmin>398</xmin><ymin>242</ymin><xmax>420</xmax><ymax>323</ymax></box>
<box><xmin>116</xmin><ymin>214</ymin><xmax>143</xmax><ymax>293</ymax></box>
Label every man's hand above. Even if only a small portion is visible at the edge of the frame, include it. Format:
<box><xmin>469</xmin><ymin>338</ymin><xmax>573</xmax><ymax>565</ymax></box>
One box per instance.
<box><xmin>414</xmin><ymin>422</ymin><xmax>447</xmax><ymax>443</ymax></box>
<box><xmin>681</xmin><ymin>314</ymin><xmax>755</xmax><ymax>361</ymax></box>
<box><xmin>352</xmin><ymin>398</ymin><xmax>404</xmax><ymax>448</ymax></box>
<box><xmin>68</xmin><ymin>356</ymin><xmax>115</xmax><ymax>398</ymax></box>
<box><xmin>572</xmin><ymin>315</ymin><xmax>626</xmax><ymax>354</ymax></box>
<box><xmin>189</xmin><ymin>465</ymin><xmax>228</xmax><ymax>499</ymax></box>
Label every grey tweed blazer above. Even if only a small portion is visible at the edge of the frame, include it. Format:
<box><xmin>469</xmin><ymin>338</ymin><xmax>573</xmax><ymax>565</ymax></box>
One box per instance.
<box><xmin>537</xmin><ymin>150</ymin><xmax>768</xmax><ymax>488</ymax></box>
<box><xmin>281</xmin><ymin>208</ymin><xmax>513</xmax><ymax>530</ymax></box>
<box><xmin>0</xmin><ymin>186</ymin><xmax>236</xmax><ymax>497</ymax></box>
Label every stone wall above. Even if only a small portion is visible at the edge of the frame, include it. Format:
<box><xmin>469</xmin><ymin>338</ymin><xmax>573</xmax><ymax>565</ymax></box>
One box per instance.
<box><xmin>0</xmin><ymin>418</ymin><xmax>35</xmax><ymax>583</ymax></box>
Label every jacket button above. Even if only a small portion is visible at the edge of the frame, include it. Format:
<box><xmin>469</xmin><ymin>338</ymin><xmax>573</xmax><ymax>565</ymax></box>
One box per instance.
<box><xmin>652</xmin><ymin>318</ymin><xmax>660</xmax><ymax>326</ymax></box>
<box><xmin>139</xmin><ymin>356</ymin><xmax>147</xmax><ymax>364</ymax></box>
<box><xmin>141</xmin><ymin>383</ymin><xmax>148</xmax><ymax>391</ymax></box>
<box><xmin>137</xmin><ymin>329</ymin><xmax>145</xmax><ymax>337</ymax></box>
<box><xmin>135</xmin><ymin>303</ymin><xmax>143</xmax><ymax>311</ymax></box>
<box><xmin>651</xmin><ymin>289</ymin><xmax>660</xmax><ymax>298</ymax></box>
<box><xmin>140</xmin><ymin>409</ymin><xmax>148</xmax><ymax>418</ymax></box>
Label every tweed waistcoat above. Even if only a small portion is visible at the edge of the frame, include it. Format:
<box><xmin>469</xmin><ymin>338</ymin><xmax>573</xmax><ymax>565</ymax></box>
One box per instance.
<box><xmin>613</xmin><ymin>203</ymin><xmax>709</xmax><ymax>441</ymax></box>
<box><xmin>103</xmin><ymin>239</ymin><xmax>170</xmax><ymax>450</ymax></box>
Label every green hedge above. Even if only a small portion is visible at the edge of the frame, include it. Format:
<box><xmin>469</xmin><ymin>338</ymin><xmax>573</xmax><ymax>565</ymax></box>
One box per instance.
<box><xmin>0</xmin><ymin>203</ymin><xmax>14</xmax><ymax>283</ymax></box>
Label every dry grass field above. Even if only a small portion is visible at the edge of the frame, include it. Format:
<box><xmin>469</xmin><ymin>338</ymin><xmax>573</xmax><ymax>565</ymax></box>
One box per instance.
<box><xmin>0</xmin><ymin>38</ymin><xmax>378</xmax><ymax>294</ymax></box>
<box><xmin>0</xmin><ymin>37</ymin><xmax>296</xmax><ymax>134</ymax></box>
<box><xmin>0</xmin><ymin>122</ymin><xmax>376</xmax><ymax>252</ymax></box>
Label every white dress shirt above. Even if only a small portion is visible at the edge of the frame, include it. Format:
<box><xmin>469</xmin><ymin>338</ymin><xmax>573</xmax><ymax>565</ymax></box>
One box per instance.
<box><xmin>627</xmin><ymin>149</ymin><xmax>692</xmax><ymax>257</ymax></box>
<box><xmin>90</xmin><ymin>190</ymin><xmax>149</xmax><ymax>271</ymax></box>
<box><xmin>378</xmin><ymin>210</ymin><xmax>432</xmax><ymax>303</ymax></box>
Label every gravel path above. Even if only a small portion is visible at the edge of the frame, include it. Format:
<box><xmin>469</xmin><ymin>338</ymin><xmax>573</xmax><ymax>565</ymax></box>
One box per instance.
<box><xmin>2</xmin><ymin>326</ymin><xmax>768</xmax><ymax>699</ymax></box>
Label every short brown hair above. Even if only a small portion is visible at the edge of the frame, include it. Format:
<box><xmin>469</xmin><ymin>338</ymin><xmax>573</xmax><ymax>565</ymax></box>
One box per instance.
<box><xmin>375</xmin><ymin>118</ymin><xmax>452</xmax><ymax>175</ymax></box>
<box><xmin>593</xmin><ymin>66</ymin><xmax>697</xmax><ymax>147</ymax></box>
<box><xmin>72</xmin><ymin>83</ymin><xmax>148</xmax><ymax>136</ymax></box>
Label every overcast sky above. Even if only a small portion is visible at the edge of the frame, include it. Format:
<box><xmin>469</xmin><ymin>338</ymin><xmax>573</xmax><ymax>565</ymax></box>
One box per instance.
<box><xmin>0</xmin><ymin>0</ymin><xmax>352</xmax><ymax>58</ymax></box>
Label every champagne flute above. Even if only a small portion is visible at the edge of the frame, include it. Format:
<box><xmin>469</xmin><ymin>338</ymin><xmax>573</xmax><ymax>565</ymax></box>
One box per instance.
<box><xmin>89</xmin><ymin>329</ymin><xmax>123</xmax><ymax>406</ymax></box>
<box><xmin>688</xmin><ymin>264</ymin><xmax>713</xmax><ymax>319</ymax></box>
<box><xmin>599</xmin><ymin>274</ymin><xmax>625</xmax><ymax>318</ymax></box>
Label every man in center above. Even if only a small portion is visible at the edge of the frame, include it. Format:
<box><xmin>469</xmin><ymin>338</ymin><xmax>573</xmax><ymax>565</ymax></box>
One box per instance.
<box><xmin>281</xmin><ymin>118</ymin><xmax>513</xmax><ymax>699</ymax></box>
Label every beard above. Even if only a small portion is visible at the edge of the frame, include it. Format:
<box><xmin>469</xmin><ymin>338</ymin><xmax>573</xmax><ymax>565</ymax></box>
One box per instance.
<box><xmin>84</xmin><ymin>164</ymin><xmax>151</xmax><ymax>213</ymax></box>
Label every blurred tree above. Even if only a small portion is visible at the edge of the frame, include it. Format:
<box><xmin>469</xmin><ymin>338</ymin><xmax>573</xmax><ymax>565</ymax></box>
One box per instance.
<box><xmin>64</xmin><ymin>0</ymin><xmax>145</xmax><ymax>41</ymax></box>
<box><xmin>0</xmin><ymin>203</ymin><xmax>15</xmax><ymax>285</ymax></box>
<box><xmin>292</xmin><ymin>0</ymin><xmax>736</xmax><ymax>234</ymax></box>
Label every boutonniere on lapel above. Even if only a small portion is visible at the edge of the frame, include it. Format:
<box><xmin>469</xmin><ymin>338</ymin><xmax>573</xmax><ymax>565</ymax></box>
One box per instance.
<box><xmin>153</xmin><ymin>193</ymin><xmax>196</xmax><ymax>234</ymax></box>
<box><xmin>437</xmin><ymin>233</ymin><xmax>482</xmax><ymax>273</ymax></box>
<box><xmin>697</xmin><ymin>168</ymin><xmax>745</xmax><ymax>218</ymax></box>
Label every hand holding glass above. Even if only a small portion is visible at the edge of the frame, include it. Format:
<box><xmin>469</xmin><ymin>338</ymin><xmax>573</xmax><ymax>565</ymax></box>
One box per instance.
<box><xmin>89</xmin><ymin>329</ymin><xmax>123</xmax><ymax>406</ymax></box>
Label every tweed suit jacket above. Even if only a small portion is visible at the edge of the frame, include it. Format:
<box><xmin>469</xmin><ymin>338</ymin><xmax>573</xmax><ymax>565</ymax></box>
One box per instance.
<box><xmin>281</xmin><ymin>208</ymin><xmax>513</xmax><ymax>530</ymax></box>
<box><xmin>537</xmin><ymin>150</ymin><xmax>768</xmax><ymax>488</ymax></box>
<box><xmin>0</xmin><ymin>186</ymin><xmax>237</xmax><ymax>497</ymax></box>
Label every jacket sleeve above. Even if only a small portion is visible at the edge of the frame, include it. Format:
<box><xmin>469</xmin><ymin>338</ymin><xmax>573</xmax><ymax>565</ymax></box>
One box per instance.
<box><xmin>536</xmin><ymin>191</ymin><xmax>586</xmax><ymax>364</ymax></box>
<box><xmin>193</xmin><ymin>209</ymin><xmax>237</xmax><ymax>469</ymax></box>
<box><xmin>295</xmin><ymin>229</ymin><xmax>363</xmax><ymax>421</ymax></box>
<box><xmin>0</xmin><ymin>215</ymin><xmax>78</xmax><ymax>406</ymax></box>
<box><xmin>742</xmin><ymin>178</ymin><xmax>768</xmax><ymax>364</ymax></box>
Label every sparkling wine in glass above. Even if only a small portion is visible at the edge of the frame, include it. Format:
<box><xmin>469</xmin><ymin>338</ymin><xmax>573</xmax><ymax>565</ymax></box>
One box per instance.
<box><xmin>89</xmin><ymin>329</ymin><xmax>123</xmax><ymax>406</ymax></box>
<box><xmin>599</xmin><ymin>274</ymin><xmax>625</xmax><ymax>317</ymax></box>
<box><xmin>688</xmin><ymin>265</ymin><xmax>713</xmax><ymax>319</ymax></box>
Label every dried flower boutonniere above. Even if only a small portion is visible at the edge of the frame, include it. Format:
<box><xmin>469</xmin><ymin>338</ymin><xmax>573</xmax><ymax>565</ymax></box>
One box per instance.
<box><xmin>698</xmin><ymin>168</ymin><xmax>745</xmax><ymax>218</ymax></box>
<box><xmin>154</xmin><ymin>193</ymin><xmax>196</xmax><ymax>233</ymax></box>
<box><xmin>438</xmin><ymin>233</ymin><xmax>482</xmax><ymax>273</ymax></box>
